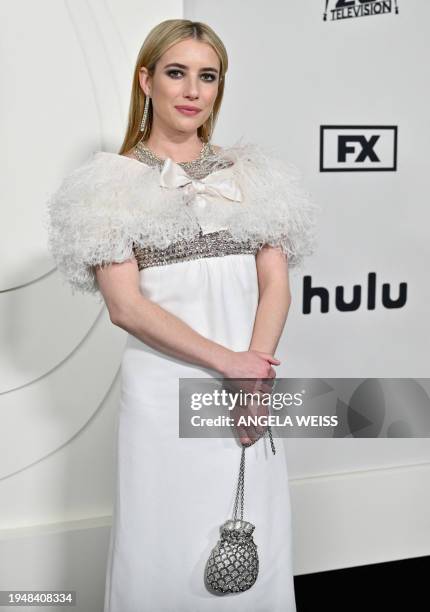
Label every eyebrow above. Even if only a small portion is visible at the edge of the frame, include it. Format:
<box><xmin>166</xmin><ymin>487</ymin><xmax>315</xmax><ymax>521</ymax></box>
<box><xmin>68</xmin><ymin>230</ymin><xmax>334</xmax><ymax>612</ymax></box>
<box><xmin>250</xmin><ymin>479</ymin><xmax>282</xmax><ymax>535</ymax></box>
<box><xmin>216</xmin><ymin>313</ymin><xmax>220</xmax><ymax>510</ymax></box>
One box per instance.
<box><xmin>163</xmin><ymin>62</ymin><xmax>219</xmax><ymax>74</ymax></box>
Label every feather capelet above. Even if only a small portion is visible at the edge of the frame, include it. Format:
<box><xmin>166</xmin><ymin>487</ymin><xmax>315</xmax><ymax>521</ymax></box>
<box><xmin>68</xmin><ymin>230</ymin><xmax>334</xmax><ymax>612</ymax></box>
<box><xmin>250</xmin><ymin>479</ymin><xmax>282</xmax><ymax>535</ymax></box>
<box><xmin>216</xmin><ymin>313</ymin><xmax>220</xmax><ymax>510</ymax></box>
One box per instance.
<box><xmin>44</xmin><ymin>140</ymin><xmax>320</xmax><ymax>298</ymax></box>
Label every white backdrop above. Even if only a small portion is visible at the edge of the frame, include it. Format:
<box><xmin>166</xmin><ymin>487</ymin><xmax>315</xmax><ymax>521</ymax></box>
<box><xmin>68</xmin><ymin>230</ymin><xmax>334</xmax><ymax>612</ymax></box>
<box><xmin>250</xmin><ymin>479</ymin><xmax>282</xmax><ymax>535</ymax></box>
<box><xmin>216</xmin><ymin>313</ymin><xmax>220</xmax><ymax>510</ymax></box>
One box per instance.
<box><xmin>1</xmin><ymin>1</ymin><xmax>429</xmax><ymax>609</ymax></box>
<box><xmin>185</xmin><ymin>0</ymin><xmax>430</xmax><ymax>571</ymax></box>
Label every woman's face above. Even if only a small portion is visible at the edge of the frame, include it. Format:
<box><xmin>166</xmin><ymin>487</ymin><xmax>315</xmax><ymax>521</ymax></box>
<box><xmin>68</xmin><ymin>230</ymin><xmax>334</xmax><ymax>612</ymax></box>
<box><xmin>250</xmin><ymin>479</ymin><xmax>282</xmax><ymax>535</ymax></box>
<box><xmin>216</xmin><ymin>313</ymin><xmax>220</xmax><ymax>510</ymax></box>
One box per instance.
<box><xmin>139</xmin><ymin>38</ymin><xmax>221</xmax><ymax>137</ymax></box>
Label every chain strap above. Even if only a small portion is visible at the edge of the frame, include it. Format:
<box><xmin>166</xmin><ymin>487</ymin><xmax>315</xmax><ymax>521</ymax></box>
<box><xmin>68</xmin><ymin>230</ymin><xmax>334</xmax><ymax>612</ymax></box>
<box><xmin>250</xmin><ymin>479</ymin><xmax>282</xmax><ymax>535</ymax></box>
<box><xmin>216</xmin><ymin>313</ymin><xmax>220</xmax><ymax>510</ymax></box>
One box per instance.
<box><xmin>232</xmin><ymin>425</ymin><xmax>276</xmax><ymax>521</ymax></box>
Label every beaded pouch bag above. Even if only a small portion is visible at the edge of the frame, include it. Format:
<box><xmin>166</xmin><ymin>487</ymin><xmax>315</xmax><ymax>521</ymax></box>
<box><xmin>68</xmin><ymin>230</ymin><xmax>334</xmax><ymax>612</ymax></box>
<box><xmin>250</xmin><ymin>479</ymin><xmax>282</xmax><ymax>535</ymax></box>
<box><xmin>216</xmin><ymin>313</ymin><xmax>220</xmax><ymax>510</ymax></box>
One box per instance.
<box><xmin>204</xmin><ymin>425</ymin><xmax>276</xmax><ymax>595</ymax></box>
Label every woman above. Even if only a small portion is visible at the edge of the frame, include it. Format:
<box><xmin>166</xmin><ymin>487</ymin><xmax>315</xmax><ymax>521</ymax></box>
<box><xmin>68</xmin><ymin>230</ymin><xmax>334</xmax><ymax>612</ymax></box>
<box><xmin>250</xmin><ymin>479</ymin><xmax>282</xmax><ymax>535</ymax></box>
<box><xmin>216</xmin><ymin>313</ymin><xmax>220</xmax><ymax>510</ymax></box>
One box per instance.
<box><xmin>46</xmin><ymin>18</ymin><xmax>318</xmax><ymax>612</ymax></box>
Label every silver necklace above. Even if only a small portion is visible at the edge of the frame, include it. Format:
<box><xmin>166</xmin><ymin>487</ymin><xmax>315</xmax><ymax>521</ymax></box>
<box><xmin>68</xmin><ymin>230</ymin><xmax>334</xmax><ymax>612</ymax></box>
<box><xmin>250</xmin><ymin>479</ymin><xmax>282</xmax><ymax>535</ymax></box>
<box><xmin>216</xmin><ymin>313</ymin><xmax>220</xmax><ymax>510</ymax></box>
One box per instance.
<box><xmin>134</xmin><ymin>138</ymin><xmax>214</xmax><ymax>173</ymax></box>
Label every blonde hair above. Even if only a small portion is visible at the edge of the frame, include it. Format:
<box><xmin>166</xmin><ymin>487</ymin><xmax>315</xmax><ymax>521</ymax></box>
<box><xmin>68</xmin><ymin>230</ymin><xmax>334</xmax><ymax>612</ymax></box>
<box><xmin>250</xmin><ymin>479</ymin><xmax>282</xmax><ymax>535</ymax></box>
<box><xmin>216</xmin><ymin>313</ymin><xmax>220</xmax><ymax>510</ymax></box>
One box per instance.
<box><xmin>118</xmin><ymin>19</ymin><xmax>228</xmax><ymax>154</ymax></box>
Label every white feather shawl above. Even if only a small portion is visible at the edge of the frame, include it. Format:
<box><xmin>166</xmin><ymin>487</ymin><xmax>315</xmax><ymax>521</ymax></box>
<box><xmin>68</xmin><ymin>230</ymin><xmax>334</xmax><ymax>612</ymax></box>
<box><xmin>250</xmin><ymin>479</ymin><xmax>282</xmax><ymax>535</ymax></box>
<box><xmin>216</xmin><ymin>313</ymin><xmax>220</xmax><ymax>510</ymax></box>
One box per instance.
<box><xmin>44</xmin><ymin>140</ymin><xmax>320</xmax><ymax>298</ymax></box>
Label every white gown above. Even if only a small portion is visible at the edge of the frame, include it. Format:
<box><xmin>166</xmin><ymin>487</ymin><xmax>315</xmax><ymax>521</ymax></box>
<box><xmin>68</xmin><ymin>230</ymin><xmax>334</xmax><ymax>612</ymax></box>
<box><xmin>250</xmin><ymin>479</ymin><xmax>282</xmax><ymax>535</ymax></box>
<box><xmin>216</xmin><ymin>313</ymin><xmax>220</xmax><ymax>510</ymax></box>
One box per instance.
<box><xmin>103</xmin><ymin>253</ymin><xmax>297</xmax><ymax>612</ymax></box>
<box><xmin>45</xmin><ymin>139</ymin><xmax>318</xmax><ymax>612</ymax></box>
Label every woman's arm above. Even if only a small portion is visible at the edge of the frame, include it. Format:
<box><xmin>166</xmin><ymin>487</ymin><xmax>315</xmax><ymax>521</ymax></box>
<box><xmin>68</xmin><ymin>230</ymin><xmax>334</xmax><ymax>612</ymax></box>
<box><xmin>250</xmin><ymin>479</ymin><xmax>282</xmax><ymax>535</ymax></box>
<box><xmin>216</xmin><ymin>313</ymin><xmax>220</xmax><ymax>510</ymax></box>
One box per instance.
<box><xmin>95</xmin><ymin>256</ymin><xmax>232</xmax><ymax>372</ymax></box>
<box><xmin>249</xmin><ymin>245</ymin><xmax>291</xmax><ymax>355</ymax></box>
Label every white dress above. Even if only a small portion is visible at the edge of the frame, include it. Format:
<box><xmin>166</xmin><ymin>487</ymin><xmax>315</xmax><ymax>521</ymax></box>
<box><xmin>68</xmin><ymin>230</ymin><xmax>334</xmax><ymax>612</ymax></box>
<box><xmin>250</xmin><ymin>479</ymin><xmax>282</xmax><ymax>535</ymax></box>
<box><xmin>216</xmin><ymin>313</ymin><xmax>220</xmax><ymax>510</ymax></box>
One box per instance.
<box><xmin>45</xmin><ymin>140</ymin><xmax>319</xmax><ymax>612</ymax></box>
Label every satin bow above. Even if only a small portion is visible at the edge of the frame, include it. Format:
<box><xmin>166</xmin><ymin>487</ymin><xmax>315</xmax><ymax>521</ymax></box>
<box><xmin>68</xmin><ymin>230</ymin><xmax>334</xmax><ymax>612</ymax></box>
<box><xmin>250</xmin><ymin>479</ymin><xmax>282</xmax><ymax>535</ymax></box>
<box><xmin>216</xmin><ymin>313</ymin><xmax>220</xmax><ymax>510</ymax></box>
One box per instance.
<box><xmin>159</xmin><ymin>157</ymin><xmax>243</xmax><ymax>208</ymax></box>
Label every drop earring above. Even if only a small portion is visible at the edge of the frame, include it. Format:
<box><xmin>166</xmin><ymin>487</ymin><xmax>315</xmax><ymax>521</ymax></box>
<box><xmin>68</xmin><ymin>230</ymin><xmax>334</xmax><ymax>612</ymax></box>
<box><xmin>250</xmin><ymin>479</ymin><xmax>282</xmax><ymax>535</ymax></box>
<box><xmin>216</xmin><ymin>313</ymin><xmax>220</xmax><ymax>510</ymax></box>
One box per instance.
<box><xmin>209</xmin><ymin>110</ymin><xmax>214</xmax><ymax>141</ymax></box>
<box><xmin>140</xmin><ymin>95</ymin><xmax>151</xmax><ymax>132</ymax></box>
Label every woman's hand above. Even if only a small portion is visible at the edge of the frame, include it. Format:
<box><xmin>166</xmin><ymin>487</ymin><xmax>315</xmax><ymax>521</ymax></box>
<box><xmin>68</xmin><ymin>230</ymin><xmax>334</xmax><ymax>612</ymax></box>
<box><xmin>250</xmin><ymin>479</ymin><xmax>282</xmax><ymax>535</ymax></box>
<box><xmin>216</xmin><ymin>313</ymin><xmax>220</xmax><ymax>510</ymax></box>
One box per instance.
<box><xmin>218</xmin><ymin>349</ymin><xmax>280</xmax><ymax>381</ymax></box>
<box><xmin>218</xmin><ymin>349</ymin><xmax>280</xmax><ymax>445</ymax></box>
<box><xmin>229</xmin><ymin>393</ymin><xmax>271</xmax><ymax>447</ymax></box>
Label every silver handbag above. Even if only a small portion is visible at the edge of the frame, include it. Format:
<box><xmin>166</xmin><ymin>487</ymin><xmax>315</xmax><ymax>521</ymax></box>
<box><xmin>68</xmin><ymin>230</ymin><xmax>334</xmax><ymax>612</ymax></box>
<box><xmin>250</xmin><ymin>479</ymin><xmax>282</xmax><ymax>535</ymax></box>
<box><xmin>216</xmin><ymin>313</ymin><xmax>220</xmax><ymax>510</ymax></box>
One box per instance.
<box><xmin>204</xmin><ymin>425</ymin><xmax>276</xmax><ymax>595</ymax></box>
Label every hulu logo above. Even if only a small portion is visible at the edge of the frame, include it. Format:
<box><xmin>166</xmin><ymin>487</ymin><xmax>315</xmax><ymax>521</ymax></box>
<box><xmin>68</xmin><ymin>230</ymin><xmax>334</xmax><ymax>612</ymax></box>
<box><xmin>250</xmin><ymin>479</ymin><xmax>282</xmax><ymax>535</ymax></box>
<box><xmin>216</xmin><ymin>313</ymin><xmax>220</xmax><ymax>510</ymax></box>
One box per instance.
<box><xmin>303</xmin><ymin>272</ymin><xmax>407</xmax><ymax>314</ymax></box>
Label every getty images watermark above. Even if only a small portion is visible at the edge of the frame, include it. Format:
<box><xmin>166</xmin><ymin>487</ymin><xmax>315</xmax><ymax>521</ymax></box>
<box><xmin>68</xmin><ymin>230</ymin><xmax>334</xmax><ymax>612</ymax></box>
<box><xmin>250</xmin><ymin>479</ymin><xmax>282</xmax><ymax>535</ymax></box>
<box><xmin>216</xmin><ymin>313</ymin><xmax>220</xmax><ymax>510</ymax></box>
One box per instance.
<box><xmin>178</xmin><ymin>378</ymin><xmax>430</xmax><ymax>439</ymax></box>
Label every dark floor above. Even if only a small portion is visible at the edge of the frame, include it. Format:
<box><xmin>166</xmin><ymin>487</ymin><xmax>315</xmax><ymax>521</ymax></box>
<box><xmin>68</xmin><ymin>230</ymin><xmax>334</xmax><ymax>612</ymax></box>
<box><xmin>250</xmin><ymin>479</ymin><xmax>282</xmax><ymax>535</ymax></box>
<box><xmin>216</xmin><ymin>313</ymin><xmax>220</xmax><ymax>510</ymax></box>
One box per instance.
<box><xmin>294</xmin><ymin>555</ymin><xmax>429</xmax><ymax>611</ymax></box>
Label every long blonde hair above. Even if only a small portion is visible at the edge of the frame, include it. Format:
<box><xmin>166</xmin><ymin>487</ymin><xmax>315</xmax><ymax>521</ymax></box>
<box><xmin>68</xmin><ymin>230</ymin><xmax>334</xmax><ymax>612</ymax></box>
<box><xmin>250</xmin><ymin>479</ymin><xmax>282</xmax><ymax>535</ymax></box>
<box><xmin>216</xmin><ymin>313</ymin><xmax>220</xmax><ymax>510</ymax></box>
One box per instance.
<box><xmin>118</xmin><ymin>19</ymin><xmax>228</xmax><ymax>154</ymax></box>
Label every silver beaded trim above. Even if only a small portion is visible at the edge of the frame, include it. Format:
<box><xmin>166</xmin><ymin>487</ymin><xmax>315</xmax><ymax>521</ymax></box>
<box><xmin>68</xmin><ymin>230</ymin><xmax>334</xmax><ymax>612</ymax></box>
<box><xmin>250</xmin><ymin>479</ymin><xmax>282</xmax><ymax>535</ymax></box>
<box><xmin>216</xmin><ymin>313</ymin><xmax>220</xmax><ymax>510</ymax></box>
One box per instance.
<box><xmin>132</xmin><ymin>229</ymin><xmax>260</xmax><ymax>271</ymax></box>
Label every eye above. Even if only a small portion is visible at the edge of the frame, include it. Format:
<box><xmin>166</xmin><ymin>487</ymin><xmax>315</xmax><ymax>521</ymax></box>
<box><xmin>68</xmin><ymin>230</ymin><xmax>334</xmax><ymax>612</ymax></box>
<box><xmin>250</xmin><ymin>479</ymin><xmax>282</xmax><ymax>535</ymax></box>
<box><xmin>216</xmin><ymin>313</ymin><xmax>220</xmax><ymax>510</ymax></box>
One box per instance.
<box><xmin>166</xmin><ymin>69</ymin><xmax>183</xmax><ymax>79</ymax></box>
<box><xmin>201</xmin><ymin>73</ymin><xmax>217</xmax><ymax>82</ymax></box>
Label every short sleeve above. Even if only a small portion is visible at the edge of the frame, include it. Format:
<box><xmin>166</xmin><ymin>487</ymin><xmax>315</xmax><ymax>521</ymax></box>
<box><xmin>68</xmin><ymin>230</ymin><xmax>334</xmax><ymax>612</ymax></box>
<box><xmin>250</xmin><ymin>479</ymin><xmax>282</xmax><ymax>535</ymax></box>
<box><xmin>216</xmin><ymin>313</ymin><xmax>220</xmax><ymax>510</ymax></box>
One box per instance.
<box><xmin>44</xmin><ymin>154</ymin><xmax>135</xmax><ymax>299</ymax></box>
<box><xmin>226</xmin><ymin>142</ymin><xmax>321</xmax><ymax>270</ymax></box>
<box><xmin>258</xmin><ymin>155</ymin><xmax>319</xmax><ymax>269</ymax></box>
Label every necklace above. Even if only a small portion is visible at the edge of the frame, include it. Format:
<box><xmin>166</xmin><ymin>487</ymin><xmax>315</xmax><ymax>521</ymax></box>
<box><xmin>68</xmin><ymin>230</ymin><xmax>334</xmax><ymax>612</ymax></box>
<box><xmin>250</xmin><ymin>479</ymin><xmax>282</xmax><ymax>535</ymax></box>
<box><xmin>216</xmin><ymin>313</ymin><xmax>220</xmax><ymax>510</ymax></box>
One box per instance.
<box><xmin>134</xmin><ymin>138</ymin><xmax>214</xmax><ymax>174</ymax></box>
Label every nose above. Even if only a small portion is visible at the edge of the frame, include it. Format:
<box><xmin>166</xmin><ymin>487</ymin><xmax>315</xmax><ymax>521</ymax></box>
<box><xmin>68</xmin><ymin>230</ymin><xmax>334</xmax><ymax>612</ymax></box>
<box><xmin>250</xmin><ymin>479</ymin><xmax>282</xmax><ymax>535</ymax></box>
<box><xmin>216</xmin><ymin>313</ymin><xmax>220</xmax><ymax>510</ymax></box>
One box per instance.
<box><xmin>183</xmin><ymin>74</ymin><xmax>200</xmax><ymax>100</ymax></box>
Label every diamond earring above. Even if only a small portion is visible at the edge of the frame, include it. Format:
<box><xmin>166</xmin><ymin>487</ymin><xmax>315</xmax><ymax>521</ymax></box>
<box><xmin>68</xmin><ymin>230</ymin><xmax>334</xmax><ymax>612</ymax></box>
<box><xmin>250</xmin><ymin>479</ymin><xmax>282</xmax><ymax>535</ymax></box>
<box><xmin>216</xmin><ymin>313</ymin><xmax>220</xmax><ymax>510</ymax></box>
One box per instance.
<box><xmin>209</xmin><ymin>110</ymin><xmax>214</xmax><ymax>141</ymax></box>
<box><xmin>140</xmin><ymin>95</ymin><xmax>151</xmax><ymax>132</ymax></box>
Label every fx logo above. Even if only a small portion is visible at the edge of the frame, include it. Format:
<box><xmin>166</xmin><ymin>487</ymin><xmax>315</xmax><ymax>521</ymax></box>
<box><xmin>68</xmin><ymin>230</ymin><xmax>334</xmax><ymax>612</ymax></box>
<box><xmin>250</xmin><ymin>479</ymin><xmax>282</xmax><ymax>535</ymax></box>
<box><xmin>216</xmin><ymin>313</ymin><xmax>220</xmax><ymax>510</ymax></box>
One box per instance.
<box><xmin>320</xmin><ymin>125</ymin><xmax>397</xmax><ymax>172</ymax></box>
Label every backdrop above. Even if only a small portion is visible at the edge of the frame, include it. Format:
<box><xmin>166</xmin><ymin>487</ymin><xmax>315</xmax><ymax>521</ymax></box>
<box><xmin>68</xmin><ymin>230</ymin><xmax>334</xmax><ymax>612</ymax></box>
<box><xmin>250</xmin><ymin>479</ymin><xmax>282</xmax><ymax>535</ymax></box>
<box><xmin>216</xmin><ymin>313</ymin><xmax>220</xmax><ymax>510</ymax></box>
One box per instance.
<box><xmin>0</xmin><ymin>1</ymin><xmax>428</xmax><ymax>610</ymax></box>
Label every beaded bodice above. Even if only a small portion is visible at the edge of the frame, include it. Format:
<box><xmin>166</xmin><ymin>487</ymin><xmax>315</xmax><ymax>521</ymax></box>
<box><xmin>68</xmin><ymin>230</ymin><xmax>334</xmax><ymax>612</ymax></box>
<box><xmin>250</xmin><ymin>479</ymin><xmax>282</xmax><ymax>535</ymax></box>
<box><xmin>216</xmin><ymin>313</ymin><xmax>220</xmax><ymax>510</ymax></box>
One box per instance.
<box><xmin>131</xmin><ymin>141</ymin><xmax>261</xmax><ymax>271</ymax></box>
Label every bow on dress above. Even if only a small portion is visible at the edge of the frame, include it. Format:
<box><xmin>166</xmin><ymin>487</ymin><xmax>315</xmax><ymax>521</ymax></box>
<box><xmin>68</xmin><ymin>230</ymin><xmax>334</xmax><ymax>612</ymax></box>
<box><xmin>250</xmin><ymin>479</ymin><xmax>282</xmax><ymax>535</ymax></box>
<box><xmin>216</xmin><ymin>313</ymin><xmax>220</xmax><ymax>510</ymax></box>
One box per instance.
<box><xmin>159</xmin><ymin>157</ymin><xmax>243</xmax><ymax>235</ymax></box>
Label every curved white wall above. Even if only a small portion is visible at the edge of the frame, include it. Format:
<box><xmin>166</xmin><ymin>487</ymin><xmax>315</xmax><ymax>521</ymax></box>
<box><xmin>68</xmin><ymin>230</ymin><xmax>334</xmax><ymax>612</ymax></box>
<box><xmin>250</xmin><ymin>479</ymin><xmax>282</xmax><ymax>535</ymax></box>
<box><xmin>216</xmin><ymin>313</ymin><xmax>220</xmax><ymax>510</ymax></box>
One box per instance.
<box><xmin>0</xmin><ymin>2</ymin><xmax>182</xmax><ymax>611</ymax></box>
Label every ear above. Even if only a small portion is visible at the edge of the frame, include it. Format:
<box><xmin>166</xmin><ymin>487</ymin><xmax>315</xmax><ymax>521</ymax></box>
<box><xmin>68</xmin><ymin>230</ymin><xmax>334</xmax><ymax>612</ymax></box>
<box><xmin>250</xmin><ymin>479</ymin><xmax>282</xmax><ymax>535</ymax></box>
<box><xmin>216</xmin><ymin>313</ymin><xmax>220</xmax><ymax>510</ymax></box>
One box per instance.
<box><xmin>138</xmin><ymin>66</ymin><xmax>151</xmax><ymax>96</ymax></box>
